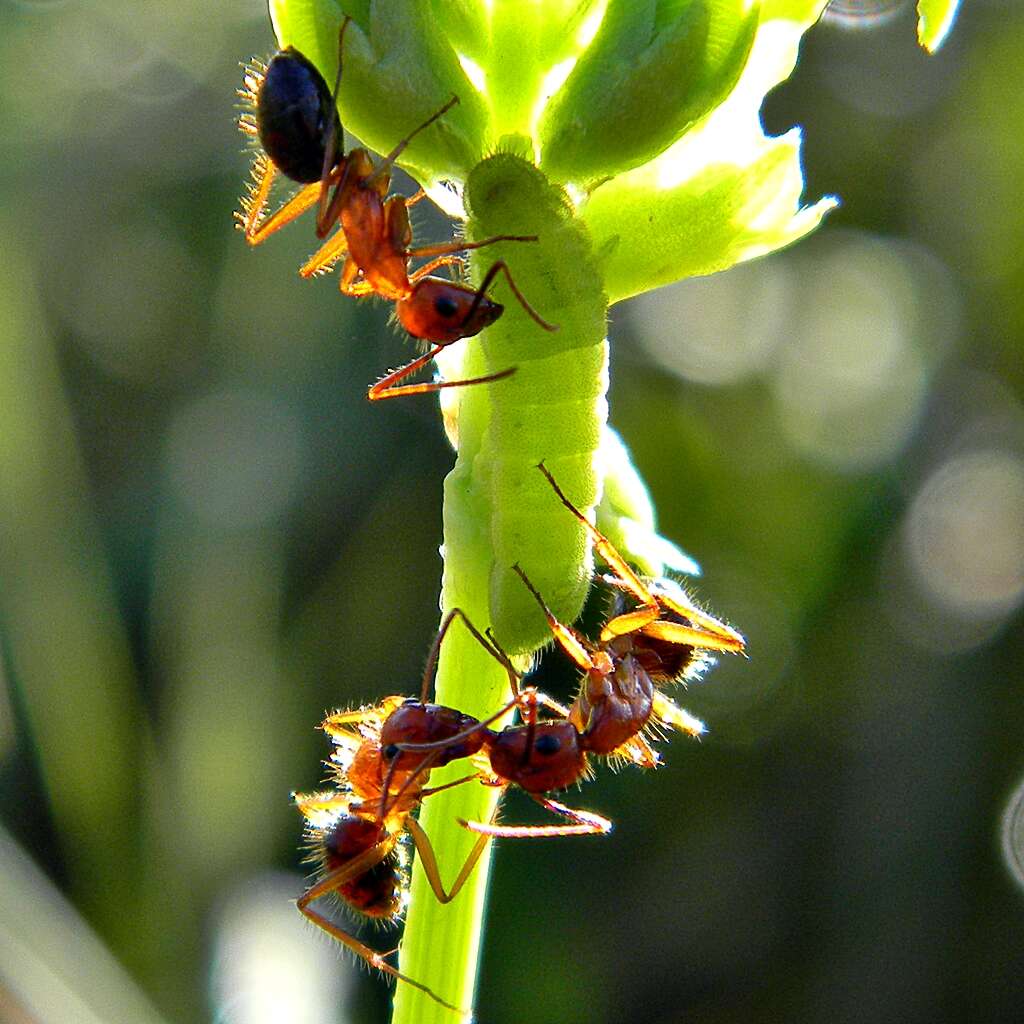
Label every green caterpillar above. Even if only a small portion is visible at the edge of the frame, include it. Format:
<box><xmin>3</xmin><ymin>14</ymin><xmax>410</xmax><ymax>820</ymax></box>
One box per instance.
<box><xmin>453</xmin><ymin>151</ymin><xmax>609</xmax><ymax>654</ymax></box>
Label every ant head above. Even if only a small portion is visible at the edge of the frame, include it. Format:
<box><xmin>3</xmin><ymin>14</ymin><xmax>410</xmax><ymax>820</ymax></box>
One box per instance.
<box><xmin>380</xmin><ymin>701</ymin><xmax>486</xmax><ymax>768</ymax></box>
<box><xmin>257</xmin><ymin>48</ymin><xmax>342</xmax><ymax>184</ymax></box>
<box><xmin>397</xmin><ymin>278</ymin><xmax>504</xmax><ymax>344</ymax></box>
<box><xmin>488</xmin><ymin>721</ymin><xmax>585</xmax><ymax>794</ymax></box>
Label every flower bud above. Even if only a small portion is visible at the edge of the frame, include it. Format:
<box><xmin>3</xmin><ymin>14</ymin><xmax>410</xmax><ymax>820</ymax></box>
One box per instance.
<box><xmin>539</xmin><ymin>0</ymin><xmax>759</xmax><ymax>185</ymax></box>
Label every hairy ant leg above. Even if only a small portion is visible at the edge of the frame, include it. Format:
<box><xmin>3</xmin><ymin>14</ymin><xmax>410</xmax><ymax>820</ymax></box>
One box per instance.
<box><xmin>640</xmin><ymin>580</ymin><xmax>745</xmax><ymax>652</ymax></box>
<box><xmin>238</xmin><ymin>157</ymin><xmax>329</xmax><ymax>246</ymax></box>
<box><xmin>321</xmin><ymin>696</ymin><xmax>405</xmax><ymax>740</ymax></box>
<box><xmin>296</xmin><ymin>835</ymin><xmax>465</xmax><ymax>1014</ymax></box>
<box><xmin>536</xmin><ymin>462</ymin><xmax>744</xmax><ymax>651</ymax></box>
<box><xmin>300</xmin><ymin>224</ymin><xmax>350</xmax><ymax>278</ymax></box>
<box><xmin>404</xmin><ymin>815</ymin><xmax>492</xmax><ymax>905</ymax></box>
<box><xmin>459</xmin><ymin>793</ymin><xmax>611</xmax><ymax>838</ymax></box>
<box><xmin>651</xmin><ymin>691</ymin><xmax>706</xmax><ymax>739</ymax></box>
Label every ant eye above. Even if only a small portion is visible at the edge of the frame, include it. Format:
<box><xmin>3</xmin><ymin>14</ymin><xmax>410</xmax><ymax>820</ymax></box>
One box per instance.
<box><xmin>534</xmin><ymin>734</ymin><xmax>561</xmax><ymax>756</ymax></box>
<box><xmin>383</xmin><ymin>744</ymin><xmax>400</xmax><ymax>761</ymax></box>
<box><xmin>434</xmin><ymin>295</ymin><xmax>460</xmax><ymax>319</ymax></box>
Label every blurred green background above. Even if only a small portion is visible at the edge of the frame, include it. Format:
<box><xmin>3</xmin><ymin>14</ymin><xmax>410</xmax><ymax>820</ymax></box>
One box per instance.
<box><xmin>1</xmin><ymin>2</ymin><xmax>1023</xmax><ymax>1023</ymax></box>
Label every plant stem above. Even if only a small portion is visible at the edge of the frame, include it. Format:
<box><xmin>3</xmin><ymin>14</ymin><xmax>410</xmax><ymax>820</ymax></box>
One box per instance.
<box><xmin>392</xmin><ymin>153</ymin><xmax>608</xmax><ymax>1023</ymax></box>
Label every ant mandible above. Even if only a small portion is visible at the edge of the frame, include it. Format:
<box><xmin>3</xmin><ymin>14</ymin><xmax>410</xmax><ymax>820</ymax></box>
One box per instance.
<box><xmin>237</xmin><ymin>18</ymin><xmax>556</xmax><ymax>400</ymax></box>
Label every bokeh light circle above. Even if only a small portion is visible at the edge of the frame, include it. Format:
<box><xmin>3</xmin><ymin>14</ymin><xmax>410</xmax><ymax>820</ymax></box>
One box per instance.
<box><xmin>1001</xmin><ymin>778</ymin><xmax>1024</xmax><ymax>895</ymax></box>
<box><xmin>821</xmin><ymin>0</ymin><xmax>911</xmax><ymax>30</ymax></box>
<box><xmin>904</xmin><ymin>449</ymin><xmax>1024</xmax><ymax>619</ymax></box>
<box><xmin>630</xmin><ymin>258</ymin><xmax>792</xmax><ymax>385</ymax></box>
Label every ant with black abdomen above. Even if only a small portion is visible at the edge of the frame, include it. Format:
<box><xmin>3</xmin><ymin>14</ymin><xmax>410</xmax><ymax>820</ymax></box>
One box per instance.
<box><xmin>237</xmin><ymin>17</ymin><xmax>556</xmax><ymax>400</ymax></box>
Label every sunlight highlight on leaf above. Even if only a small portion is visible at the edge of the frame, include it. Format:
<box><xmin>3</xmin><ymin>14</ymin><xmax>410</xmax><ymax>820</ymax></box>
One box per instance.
<box><xmin>583</xmin><ymin>10</ymin><xmax>837</xmax><ymax>303</ymax></box>
<box><xmin>917</xmin><ymin>0</ymin><xmax>961</xmax><ymax>53</ymax></box>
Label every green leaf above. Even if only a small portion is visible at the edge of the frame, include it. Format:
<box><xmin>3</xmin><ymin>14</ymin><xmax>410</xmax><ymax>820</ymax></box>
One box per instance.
<box><xmin>917</xmin><ymin>0</ymin><xmax>961</xmax><ymax>54</ymax></box>
<box><xmin>269</xmin><ymin>0</ymin><xmax>345</xmax><ymax>75</ymax></box>
<box><xmin>539</xmin><ymin>0</ymin><xmax>760</xmax><ymax>184</ymax></box>
<box><xmin>597</xmin><ymin>425</ymin><xmax>702</xmax><ymax>578</ymax></box>
<box><xmin>581</xmin><ymin>3</ymin><xmax>837</xmax><ymax>303</ymax></box>
<box><xmin>479</xmin><ymin>1</ymin><xmax>603</xmax><ymax>139</ymax></box>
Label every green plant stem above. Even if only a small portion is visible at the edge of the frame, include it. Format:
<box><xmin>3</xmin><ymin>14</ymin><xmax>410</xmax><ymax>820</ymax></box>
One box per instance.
<box><xmin>392</xmin><ymin>154</ymin><xmax>608</xmax><ymax>1022</ymax></box>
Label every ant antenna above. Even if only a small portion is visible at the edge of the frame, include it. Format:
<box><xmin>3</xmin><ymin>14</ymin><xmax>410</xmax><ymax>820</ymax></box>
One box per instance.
<box><xmin>460</xmin><ymin>260</ymin><xmax>558</xmax><ymax>333</ymax></box>
<box><xmin>316</xmin><ymin>16</ymin><xmax>353</xmax><ymax>233</ymax></box>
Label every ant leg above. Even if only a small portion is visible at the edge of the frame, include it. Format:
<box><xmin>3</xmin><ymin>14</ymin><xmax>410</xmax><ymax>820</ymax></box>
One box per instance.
<box><xmin>486</xmin><ymin>627</ymin><xmax>522</xmax><ymax>700</ymax></box>
<box><xmin>377</xmin><ymin>748</ymin><xmax>442</xmax><ymax>820</ymax></box>
<box><xmin>338</xmin><ymin>256</ymin><xmax>378</xmax><ymax>297</ymax></box>
<box><xmin>405</xmin><ymin>815</ymin><xmax>492</xmax><ymax>904</ymax></box>
<box><xmin>459</xmin><ymin>260</ymin><xmax>557</xmax><ymax>332</ymax></box>
<box><xmin>616</xmin><ymin>734</ymin><xmax>662</xmax><ymax>770</ymax></box>
<box><xmin>321</xmin><ymin>697</ymin><xmax>406</xmax><ymax>740</ymax></box>
<box><xmin>651</xmin><ymin>691</ymin><xmax>706</xmax><ymax>739</ymax></box>
<box><xmin>643</xmin><ymin>583</ymin><xmax>746</xmax><ymax>653</ymax></box>
<box><xmin>532</xmin><ymin>691</ymin><xmax>572</xmax><ymax>719</ymax></box>
<box><xmin>449</xmin><ymin>608</ymin><xmax>521</xmax><ymax>684</ymax></box>
<box><xmin>364</xmin><ymin>96</ymin><xmax>460</xmax><ymax>191</ymax></box>
<box><xmin>406</xmin><ymin>187</ymin><xmax>427</xmax><ymax>207</ymax></box>
<box><xmin>297</xmin><ymin>839</ymin><xmax>465</xmax><ymax>1014</ymax></box>
<box><xmin>314</xmin><ymin>16</ymin><xmax>353</xmax><ymax>237</ymax></box>
<box><xmin>293</xmin><ymin>790</ymin><xmax>350</xmax><ymax>820</ymax></box>
<box><xmin>419</xmin><ymin>773</ymin><xmax>481</xmax><ymax>799</ymax></box>
<box><xmin>406</xmin><ymin>233</ymin><xmax>539</xmax><ymax>262</ymax></box>
<box><xmin>641</xmin><ymin>617</ymin><xmax>746</xmax><ymax>654</ymax></box>
<box><xmin>511</xmin><ymin>564</ymin><xmax>599</xmax><ymax>672</ymax></box>
<box><xmin>299</xmin><ymin>228</ymin><xmax>351</xmax><ymax>278</ymax></box>
<box><xmin>237</xmin><ymin>154</ymin><xmax>325</xmax><ymax>246</ymax></box>
<box><xmin>409</xmin><ymin>254</ymin><xmax>463</xmax><ymax>283</ymax></box>
<box><xmin>534</xmin><ymin>462</ymin><xmax>663</xmax><ymax>641</ymax></box>
<box><xmin>368</xmin><ymin>343</ymin><xmax>515</xmax><ymax>401</ymax></box>
<box><xmin>460</xmin><ymin>794</ymin><xmax>611</xmax><ymax>838</ymax></box>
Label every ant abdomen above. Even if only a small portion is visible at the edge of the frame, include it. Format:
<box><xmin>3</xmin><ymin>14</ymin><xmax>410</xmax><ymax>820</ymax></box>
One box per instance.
<box><xmin>573</xmin><ymin>654</ymin><xmax>656</xmax><ymax>755</ymax></box>
<box><xmin>633</xmin><ymin>631</ymin><xmax>698</xmax><ymax>683</ymax></box>
<box><xmin>257</xmin><ymin>48</ymin><xmax>342</xmax><ymax>184</ymax></box>
<box><xmin>318</xmin><ymin>814</ymin><xmax>402</xmax><ymax>917</ymax></box>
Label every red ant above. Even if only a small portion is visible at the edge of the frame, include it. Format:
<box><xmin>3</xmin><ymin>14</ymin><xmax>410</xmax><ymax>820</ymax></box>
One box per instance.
<box><xmin>237</xmin><ymin>18</ymin><xmax>556</xmax><ymax>400</ymax></box>
<box><xmin>382</xmin><ymin>651</ymin><xmax>612</xmax><ymax>841</ymax></box>
<box><xmin>293</xmin><ymin>607</ymin><xmax>542</xmax><ymax>1011</ymax></box>
<box><xmin>516</xmin><ymin>462</ymin><xmax>745</xmax><ymax>769</ymax></box>
<box><xmin>394</xmin><ymin>463</ymin><xmax>745</xmax><ymax>837</ymax></box>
